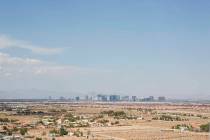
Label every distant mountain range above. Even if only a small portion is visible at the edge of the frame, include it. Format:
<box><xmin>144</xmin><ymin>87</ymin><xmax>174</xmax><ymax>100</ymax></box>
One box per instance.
<box><xmin>0</xmin><ymin>89</ymin><xmax>78</xmax><ymax>99</ymax></box>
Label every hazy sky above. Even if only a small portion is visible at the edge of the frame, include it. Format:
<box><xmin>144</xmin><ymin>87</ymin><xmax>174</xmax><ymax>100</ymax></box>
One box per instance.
<box><xmin>0</xmin><ymin>0</ymin><xmax>210</xmax><ymax>99</ymax></box>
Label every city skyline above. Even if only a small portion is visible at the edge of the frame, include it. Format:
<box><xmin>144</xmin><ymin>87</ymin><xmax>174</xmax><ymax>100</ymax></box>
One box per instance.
<box><xmin>0</xmin><ymin>0</ymin><xmax>210</xmax><ymax>99</ymax></box>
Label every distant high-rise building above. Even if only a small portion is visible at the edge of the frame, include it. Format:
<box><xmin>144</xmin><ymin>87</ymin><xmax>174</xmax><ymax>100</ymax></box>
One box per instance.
<box><xmin>132</xmin><ymin>96</ymin><xmax>137</xmax><ymax>102</ymax></box>
<box><xmin>59</xmin><ymin>96</ymin><xmax>65</xmax><ymax>100</ymax></box>
<box><xmin>48</xmin><ymin>96</ymin><xmax>52</xmax><ymax>100</ymax></box>
<box><xmin>85</xmin><ymin>95</ymin><xmax>89</xmax><ymax>101</ymax></box>
<box><xmin>109</xmin><ymin>95</ymin><xmax>120</xmax><ymax>102</ymax></box>
<box><xmin>89</xmin><ymin>96</ymin><xmax>93</xmax><ymax>101</ymax></box>
<box><xmin>158</xmin><ymin>96</ymin><xmax>166</xmax><ymax>102</ymax></box>
<box><xmin>97</xmin><ymin>94</ymin><xmax>102</xmax><ymax>101</ymax></box>
<box><xmin>149</xmin><ymin>96</ymin><xmax>154</xmax><ymax>101</ymax></box>
<box><xmin>97</xmin><ymin>94</ymin><xmax>108</xmax><ymax>101</ymax></box>
<box><xmin>101</xmin><ymin>95</ymin><xmax>108</xmax><ymax>101</ymax></box>
<box><xmin>121</xmin><ymin>96</ymin><xmax>129</xmax><ymax>101</ymax></box>
<box><xmin>142</xmin><ymin>96</ymin><xmax>154</xmax><ymax>102</ymax></box>
<box><xmin>75</xmin><ymin>96</ymin><xmax>80</xmax><ymax>101</ymax></box>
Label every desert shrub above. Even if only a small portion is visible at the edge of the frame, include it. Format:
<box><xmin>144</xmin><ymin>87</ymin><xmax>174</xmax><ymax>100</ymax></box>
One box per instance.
<box><xmin>10</xmin><ymin>119</ymin><xmax>19</xmax><ymax>123</ymax></box>
<box><xmin>172</xmin><ymin>124</ymin><xmax>193</xmax><ymax>131</ymax></box>
<box><xmin>160</xmin><ymin>115</ymin><xmax>173</xmax><ymax>121</ymax></box>
<box><xmin>97</xmin><ymin>119</ymin><xmax>109</xmax><ymax>124</ymax></box>
<box><xmin>126</xmin><ymin>116</ymin><xmax>137</xmax><ymax>120</ymax></box>
<box><xmin>7</xmin><ymin>130</ymin><xmax>12</xmax><ymax>136</ymax></box>
<box><xmin>111</xmin><ymin>121</ymin><xmax>119</xmax><ymax>125</ymax></box>
<box><xmin>59</xmin><ymin>127</ymin><xmax>68</xmax><ymax>136</ymax></box>
<box><xmin>197</xmin><ymin>114</ymin><xmax>202</xmax><ymax>118</ymax></box>
<box><xmin>65</xmin><ymin>113</ymin><xmax>79</xmax><ymax>122</ymax></box>
<box><xmin>77</xmin><ymin>122</ymin><xmax>90</xmax><ymax>127</ymax></box>
<box><xmin>20</xmin><ymin>127</ymin><xmax>27</xmax><ymax>135</ymax></box>
<box><xmin>101</xmin><ymin>110</ymin><xmax>114</xmax><ymax>116</ymax></box>
<box><xmin>155</xmin><ymin>115</ymin><xmax>186</xmax><ymax>121</ymax></box>
<box><xmin>114</xmin><ymin>111</ymin><xmax>125</xmax><ymax>116</ymax></box>
<box><xmin>12</xmin><ymin>127</ymin><xmax>19</xmax><ymax>132</ymax></box>
<box><xmin>200</xmin><ymin>123</ymin><xmax>210</xmax><ymax>132</ymax></box>
<box><xmin>101</xmin><ymin>110</ymin><xmax>128</xmax><ymax>119</ymax></box>
<box><xmin>50</xmin><ymin>129</ymin><xmax>59</xmax><ymax>134</ymax></box>
<box><xmin>48</xmin><ymin>109</ymin><xmax>58</xmax><ymax>112</ymax></box>
<box><xmin>0</xmin><ymin>118</ymin><xmax>9</xmax><ymax>122</ymax></box>
<box><xmin>174</xmin><ymin>116</ymin><xmax>182</xmax><ymax>121</ymax></box>
<box><xmin>90</xmin><ymin>118</ymin><xmax>95</xmax><ymax>122</ymax></box>
<box><xmin>60</xmin><ymin>109</ymin><xmax>67</xmax><ymax>112</ymax></box>
<box><xmin>3</xmin><ymin>126</ymin><xmax>8</xmax><ymax>130</ymax></box>
<box><xmin>73</xmin><ymin>129</ymin><xmax>83</xmax><ymax>137</ymax></box>
<box><xmin>152</xmin><ymin>117</ymin><xmax>159</xmax><ymax>120</ymax></box>
<box><xmin>96</xmin><ymin>114</ymin><xmax>104</xmax><ymax>119</ymax></box>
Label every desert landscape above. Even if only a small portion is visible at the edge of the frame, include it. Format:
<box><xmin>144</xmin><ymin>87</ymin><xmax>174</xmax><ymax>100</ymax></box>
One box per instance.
<box><xmin>0</xmin><ymin>102</ymin><xmax>210</xmax><ymax>140</ymax></box>
<box><xmin>1</xmin><ymin>0</ymin><xmax>210</xmax><ymax>140</ymax></box>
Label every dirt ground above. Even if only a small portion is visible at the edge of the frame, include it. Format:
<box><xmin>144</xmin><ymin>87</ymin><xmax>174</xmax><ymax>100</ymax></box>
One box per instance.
<box><xmin>2</xmin><ymin>102</ymin><xmax>210</xmax><ymax>140</ymax></box>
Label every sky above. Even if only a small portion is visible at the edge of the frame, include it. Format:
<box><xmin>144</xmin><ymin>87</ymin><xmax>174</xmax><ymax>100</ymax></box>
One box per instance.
<box><xmin>0</xmin><ymin>0</ymin><xmax>210</xmax><ymax>99</ymax></box>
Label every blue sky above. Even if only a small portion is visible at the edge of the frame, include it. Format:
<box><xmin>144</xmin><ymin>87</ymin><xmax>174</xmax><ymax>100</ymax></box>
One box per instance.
<box><xmin>0</xmin><ymin>0</ymin><xmax>210</xmax><ymax>99</ymax></box>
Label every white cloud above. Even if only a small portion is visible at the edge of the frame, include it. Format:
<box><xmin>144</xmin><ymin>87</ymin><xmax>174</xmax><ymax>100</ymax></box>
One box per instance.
<box><xmin>0</xmin><ymin>52</ymin><xmax>42</xmax><ymax>65</ymax></box>
<box><xmin>0</xmin><ymin>52</ymin><xmax>94</xmax><ymax>78</ymax></box>
<box><xmin>0</xmin><ymin>34</ymin><xmax>63</xmax><ymax>55</ymax></box>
